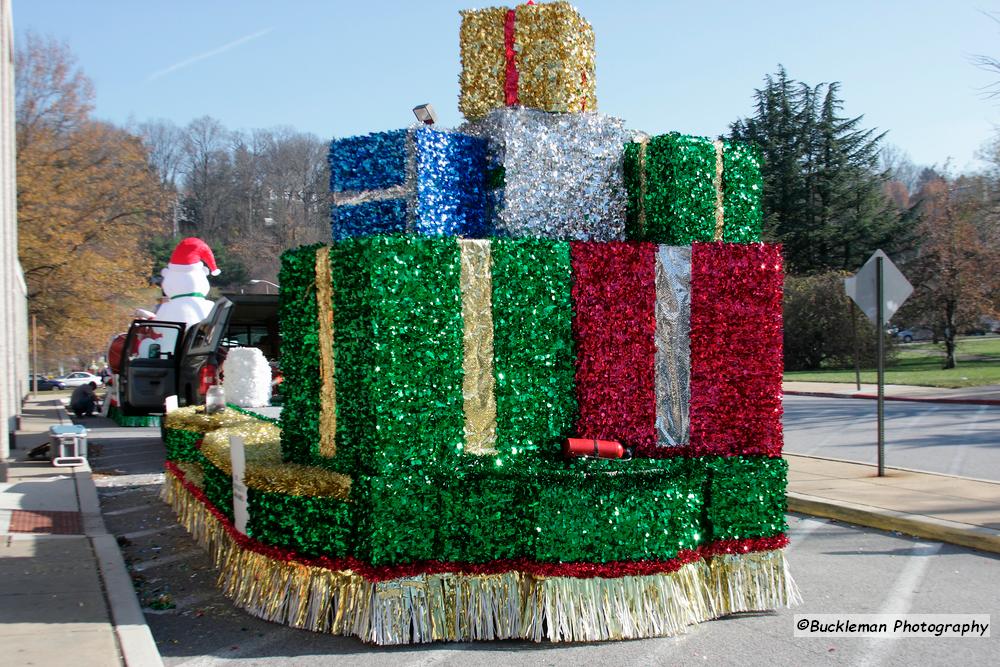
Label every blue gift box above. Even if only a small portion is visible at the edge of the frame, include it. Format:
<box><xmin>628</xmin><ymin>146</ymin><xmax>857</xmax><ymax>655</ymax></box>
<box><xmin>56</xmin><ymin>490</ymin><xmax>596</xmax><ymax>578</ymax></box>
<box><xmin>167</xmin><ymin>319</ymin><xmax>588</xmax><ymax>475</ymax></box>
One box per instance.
<box><xmin>329</xmin><ymin>127</ymin><xmax>489</xmax><ymax>239</ymax></box>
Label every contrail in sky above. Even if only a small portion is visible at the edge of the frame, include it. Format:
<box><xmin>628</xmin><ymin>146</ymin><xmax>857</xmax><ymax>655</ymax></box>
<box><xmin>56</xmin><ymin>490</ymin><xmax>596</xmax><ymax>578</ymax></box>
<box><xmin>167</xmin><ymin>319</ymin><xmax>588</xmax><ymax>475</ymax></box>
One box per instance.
<box><xmin>147</xmin><ymin>27</ymin><xmax>273</xmax><ymax>81</ymax></box>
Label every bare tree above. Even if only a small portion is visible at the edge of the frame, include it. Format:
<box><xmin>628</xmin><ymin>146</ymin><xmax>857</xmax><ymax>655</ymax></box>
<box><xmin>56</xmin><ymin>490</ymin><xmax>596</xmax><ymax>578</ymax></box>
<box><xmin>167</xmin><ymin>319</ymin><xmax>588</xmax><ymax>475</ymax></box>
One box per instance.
<box><xmin>879</xmin><ymin>143</ymin><xmax>923</xmax><ymax>194</ymax></box>
<box><xmin>137</xmin><ymin>119</ymin><xmax>186</xmax><ymax>189</ymax></box>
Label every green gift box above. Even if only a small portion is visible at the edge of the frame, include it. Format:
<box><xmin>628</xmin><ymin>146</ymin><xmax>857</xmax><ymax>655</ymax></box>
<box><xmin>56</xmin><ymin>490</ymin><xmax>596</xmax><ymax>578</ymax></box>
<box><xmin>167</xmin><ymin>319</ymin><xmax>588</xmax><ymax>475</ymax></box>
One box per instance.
<box><xmin>624</xmin><ymin>133</ymin><xmax>763</xmax><ymax>244</ymax></box>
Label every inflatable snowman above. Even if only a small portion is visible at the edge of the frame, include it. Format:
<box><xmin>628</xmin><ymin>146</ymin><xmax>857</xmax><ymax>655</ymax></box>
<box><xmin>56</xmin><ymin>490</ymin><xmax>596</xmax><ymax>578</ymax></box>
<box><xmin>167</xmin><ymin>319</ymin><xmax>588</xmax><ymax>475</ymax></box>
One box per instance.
<box><xmin>154</xmin><ymin>237</ymin><xmax>221</xmax><ymax>327</ymax></box>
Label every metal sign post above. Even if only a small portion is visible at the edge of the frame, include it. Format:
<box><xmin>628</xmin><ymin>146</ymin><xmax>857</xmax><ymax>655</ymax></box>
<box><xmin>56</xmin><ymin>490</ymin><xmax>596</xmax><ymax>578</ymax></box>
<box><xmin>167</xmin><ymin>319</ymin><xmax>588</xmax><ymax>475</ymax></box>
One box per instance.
<box><xmin>845</xmin><ymin>250</ymin><xmax>912</xmax><ymax>477</ymax></box>
<box><xmin>876</xmin><ymin>256</ymin><xmax>885</xmax><ymax>476</ymax></box>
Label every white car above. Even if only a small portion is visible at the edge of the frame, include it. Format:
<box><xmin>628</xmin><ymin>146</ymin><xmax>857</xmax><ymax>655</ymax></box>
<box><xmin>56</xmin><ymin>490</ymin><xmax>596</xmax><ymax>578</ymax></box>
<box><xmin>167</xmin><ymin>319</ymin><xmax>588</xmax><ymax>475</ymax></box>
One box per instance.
<box><xmin>54</xmin><ymin>371</ymin><xmax>104</xmax><ymax>388</ymax></box>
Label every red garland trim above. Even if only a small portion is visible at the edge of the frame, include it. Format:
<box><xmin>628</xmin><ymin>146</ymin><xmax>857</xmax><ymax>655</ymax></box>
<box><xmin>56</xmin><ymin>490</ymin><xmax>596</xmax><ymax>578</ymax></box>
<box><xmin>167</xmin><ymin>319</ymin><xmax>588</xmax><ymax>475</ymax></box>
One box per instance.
<box><xmin>166</xmin><ymin>462</ymin><xmax>789</xmax><ymax>583</ymax></box>
<box><xmin>504</xmin><ymin>9</ymin><xmax>519</xmax><ymax>106</ymax></box>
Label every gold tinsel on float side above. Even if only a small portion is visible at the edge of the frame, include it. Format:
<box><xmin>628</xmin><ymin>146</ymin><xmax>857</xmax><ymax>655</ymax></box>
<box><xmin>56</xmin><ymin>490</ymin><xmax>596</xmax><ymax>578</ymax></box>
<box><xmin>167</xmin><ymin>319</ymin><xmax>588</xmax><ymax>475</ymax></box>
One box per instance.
<box><xmin>161</xmin><ymin>468</ymin><xmax>799</xmax><ymax>645</ymax></box>
<box><xmin>199</xmin><ymin>422</ymin><xmax>351</xmax><ymax>499</ymax></box>
<box><xmin>163</xmin><ymin>405</ymin><xmax>262</xmax><ymax>434</ymax></box>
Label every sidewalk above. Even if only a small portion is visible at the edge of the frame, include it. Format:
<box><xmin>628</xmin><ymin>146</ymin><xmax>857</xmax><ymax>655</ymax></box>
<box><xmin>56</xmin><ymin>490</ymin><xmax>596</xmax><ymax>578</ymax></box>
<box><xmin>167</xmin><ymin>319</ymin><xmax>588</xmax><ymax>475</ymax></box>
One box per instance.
<box><xmin>0</xmin><ymin>395</ymin><xmax>162</xmax><ymax>667</ymax></box>
<box><xmin>783</xmin><ymin>381</ymin><xmax>1000</xmax><ymax>554</ymax></box>
<box><xmin>786</xmin><ymin>454</ymin><xmax>1000</xmax><ymax>554</ymax></box>
<box><xmin>783</xmin><ymin>380</ymin><xmax>1000</xmax><ymax>405</ymax></box>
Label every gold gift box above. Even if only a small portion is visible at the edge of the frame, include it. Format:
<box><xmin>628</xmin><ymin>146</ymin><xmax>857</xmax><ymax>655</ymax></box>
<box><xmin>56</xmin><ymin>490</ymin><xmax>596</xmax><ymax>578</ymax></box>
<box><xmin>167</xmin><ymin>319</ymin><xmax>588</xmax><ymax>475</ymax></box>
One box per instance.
<box><xmin>459</xmin><ymin>1</ymin><xmax>597</xmax><ymax>121</ymax></box>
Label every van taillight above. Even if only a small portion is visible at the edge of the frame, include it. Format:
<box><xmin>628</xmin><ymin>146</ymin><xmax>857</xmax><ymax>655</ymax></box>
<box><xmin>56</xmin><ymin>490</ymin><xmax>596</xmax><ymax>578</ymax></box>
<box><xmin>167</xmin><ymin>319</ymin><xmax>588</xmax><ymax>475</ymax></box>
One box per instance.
<box><xmin>199</xmin><ymin>363</ymin><xmax>218</xmax><ymax>396</ymax></box>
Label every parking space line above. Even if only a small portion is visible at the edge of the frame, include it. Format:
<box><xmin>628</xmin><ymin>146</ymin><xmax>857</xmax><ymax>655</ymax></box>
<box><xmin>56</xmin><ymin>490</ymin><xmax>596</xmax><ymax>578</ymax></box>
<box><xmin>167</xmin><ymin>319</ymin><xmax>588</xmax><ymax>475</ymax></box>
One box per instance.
<box><xmin>785</xmin><ymin>516</ymin><xmax>828</xmax><ymax>554</ymax></box>
<box><xmin>132</xmin><ymin>548</ymin><xmax>200</xmax><ymax>572</ymax></box>
<box><xmin>103</xmin><ymin>504</ymin><xmax>153</xmax><ymax>518</ymax></box>
<box><xmin>856</xmin><ymin>541</ymin><xmax>943</xmax><ymax>667</ymax></box>
<box><xmin>121</xmin><ymin>524</ymin><xmax>182</xmax><ymax>541</ymax></box>
<box><xmin>172</xmin><ymin>629</ymin><xmax>287</xmax><ymax>666</ymax></box>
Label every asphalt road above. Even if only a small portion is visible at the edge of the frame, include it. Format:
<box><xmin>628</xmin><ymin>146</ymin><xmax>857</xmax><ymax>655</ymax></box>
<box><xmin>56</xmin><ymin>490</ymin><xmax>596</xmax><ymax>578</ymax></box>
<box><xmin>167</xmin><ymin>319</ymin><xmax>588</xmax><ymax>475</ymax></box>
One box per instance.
<box><xmin>783</xmin><ymin>395</ymin><xmax>1000</xmax><ymax>481</ymax></box>
<box><xmin>81</xmin><ymin>411</ymin><xmax>1000</xmax><ymax>666</ymax></box>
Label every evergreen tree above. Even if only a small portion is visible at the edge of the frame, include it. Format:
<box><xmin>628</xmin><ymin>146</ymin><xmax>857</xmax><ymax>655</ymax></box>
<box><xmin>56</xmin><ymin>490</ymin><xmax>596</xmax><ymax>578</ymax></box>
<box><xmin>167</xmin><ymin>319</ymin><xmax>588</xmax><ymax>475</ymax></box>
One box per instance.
<box><xmin>730</xmin><ymin>67</ymin><xmax>909</xmax><ymax>274</ymax></box>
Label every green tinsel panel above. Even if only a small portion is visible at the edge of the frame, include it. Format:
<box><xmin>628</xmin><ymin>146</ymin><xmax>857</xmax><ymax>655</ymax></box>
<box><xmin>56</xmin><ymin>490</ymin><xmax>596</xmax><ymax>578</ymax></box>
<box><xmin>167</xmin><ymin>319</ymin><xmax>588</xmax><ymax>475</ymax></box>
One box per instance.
<box><xmin>202</xmin><ymin>460</ymin><xmax>235</xmax><ymax>522</ymax></box>
<box><xmin>622</xmin><ymin>142</ymin><xmax>645</xmax><ymax>240</ymax></box>
<box><xmin>329</xmin><ymin>237</ymin><xmax>374</xmax><ymax>473</ymax></box>
<box><xmin>437</xmin><ymin>463</ymin><xmax>536</xmax><ymax>562</ymax></box>
<box><xmin>277</xmin><ymin>244</ymin><xmax>324</xmax><ymax>466</ymax></box>
<box><xmin>532</xmin><ymin>457</ymin><xmax>706</xmax><ymax>563</ymax></box>
<box><xmin>247</xmin><ymin>489</ymin><xmax>352</xmax><ymax>558</ymax></box>
<box><xmin>705</xmin><ymin>456</ymin><xmax>787</xmax><ymax>541</ymax></box>
<box><xmin>333</xmin><ymin>236</ymin><xmax>466</xmax><ymax>476</ymax></box>
<box><xmin>722</xmin><ymin>142</ymin><xmax>764</xmax><ymax>243</ymax></box>
<box><xmin>162</xmin><ymin>426</ymin><xmax>204</xmax><ymax>463</ymax></box>
<box><xmin>490</xmin><ymin>239</ymin><xmax>576</xmax><ymax>463</ymax></box>
<box><xmin>353</xmin><ymin>471</ymin><xmax>440</xmax><ymax>566</ymax></box>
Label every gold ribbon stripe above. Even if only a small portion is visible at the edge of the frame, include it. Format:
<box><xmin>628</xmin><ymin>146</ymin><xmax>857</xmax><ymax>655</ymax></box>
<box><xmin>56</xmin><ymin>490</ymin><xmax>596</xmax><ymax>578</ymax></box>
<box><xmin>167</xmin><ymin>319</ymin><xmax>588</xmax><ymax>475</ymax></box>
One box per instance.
<box><xmin>459</xmin><ymin>239</ymin><xmax>498</xmax><ymax>455</ymax></box>
<box><xmin>713</xmin><ymin>140</ymin><xmax>725</xmax><ymax>241</ymax></box>
<box><xmin>316</xmin><ymin>247</ymin><xmax>337</xmax><ymax>459</ymax></box>
<box><xmin>638</xmin><ymin>136</ymin><xmax>649</xmax><ymax>239</ymax></box>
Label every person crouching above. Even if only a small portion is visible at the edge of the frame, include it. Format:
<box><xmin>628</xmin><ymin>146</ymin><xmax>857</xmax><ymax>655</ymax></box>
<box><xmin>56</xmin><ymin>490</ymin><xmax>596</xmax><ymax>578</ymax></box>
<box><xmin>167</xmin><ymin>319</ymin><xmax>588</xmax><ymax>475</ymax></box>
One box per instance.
<box><xmin>70</xmin><ymin>381</ymin><xmax>99</xmax><ymax>418</ymax></box>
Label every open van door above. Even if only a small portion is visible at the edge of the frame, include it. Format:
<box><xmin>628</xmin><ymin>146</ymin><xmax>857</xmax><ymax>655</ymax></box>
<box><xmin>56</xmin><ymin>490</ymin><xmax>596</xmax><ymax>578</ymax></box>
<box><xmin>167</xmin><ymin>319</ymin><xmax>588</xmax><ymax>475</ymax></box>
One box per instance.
<box><xmin>119</xmin><ymin>320</ymin><xmax>186</xmax><ymax>415</ymax></box>
<box><xmin>177</xmin><ymin>298</ymin><xmax>234</xmax><ymax>407</ymax></box>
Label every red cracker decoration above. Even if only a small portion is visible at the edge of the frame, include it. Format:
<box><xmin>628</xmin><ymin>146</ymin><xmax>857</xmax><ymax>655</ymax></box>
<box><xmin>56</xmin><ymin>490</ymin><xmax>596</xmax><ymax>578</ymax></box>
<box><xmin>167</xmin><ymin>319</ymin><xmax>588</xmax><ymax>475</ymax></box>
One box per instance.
<box><xmin>571</xmin><ymin>241</ymin><xmax>657</xmax><ymax>450</ymax></box>
<box><xmin>688</xmin><ymin>243</ymin><xmax>784</xmax><ymax>457</ymax></box>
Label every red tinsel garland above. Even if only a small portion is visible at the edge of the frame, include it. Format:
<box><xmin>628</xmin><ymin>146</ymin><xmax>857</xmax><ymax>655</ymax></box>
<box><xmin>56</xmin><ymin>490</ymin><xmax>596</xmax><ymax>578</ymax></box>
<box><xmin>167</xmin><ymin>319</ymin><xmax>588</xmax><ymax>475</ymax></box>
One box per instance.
<box><xmin>166</xmin><ymin>461</ymin><xmax>788</xmax><ymax>583</ymax></box>
<box><xmin>503</xmin><ymin>9</ymin><xmax>519</xmax><ymax>106</ymax></box>
<box><xmin>571</xmin><ymin>241</ymin><xmax>658</xmax><ymax>451</ymax></box>
<box><xmin>688</xmin><ymin>243</ymin><xmax>784</xmax><ymax>457</ymax></box>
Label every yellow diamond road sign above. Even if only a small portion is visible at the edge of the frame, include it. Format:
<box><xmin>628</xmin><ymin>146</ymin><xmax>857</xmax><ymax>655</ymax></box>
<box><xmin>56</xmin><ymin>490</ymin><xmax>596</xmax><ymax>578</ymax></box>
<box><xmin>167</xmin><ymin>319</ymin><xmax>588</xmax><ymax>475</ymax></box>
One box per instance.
<box><xmin>844</xmin><ymin>250</ymin><xmax>913</xmax><ymax>325</ymax></box>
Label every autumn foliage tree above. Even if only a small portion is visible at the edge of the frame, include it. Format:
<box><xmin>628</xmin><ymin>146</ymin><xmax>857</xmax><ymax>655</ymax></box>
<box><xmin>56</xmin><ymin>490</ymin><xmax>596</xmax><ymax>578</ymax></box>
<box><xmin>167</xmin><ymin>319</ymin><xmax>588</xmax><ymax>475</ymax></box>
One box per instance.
<box><xmin>898</xmin><ymin>175</ymin><xmax>1000</xmax><ymax>368</ymax></box>
<box><xmin>17</xmin><ymin>35</ymin><xmax>167</xmax><ymax>369</ymax></box>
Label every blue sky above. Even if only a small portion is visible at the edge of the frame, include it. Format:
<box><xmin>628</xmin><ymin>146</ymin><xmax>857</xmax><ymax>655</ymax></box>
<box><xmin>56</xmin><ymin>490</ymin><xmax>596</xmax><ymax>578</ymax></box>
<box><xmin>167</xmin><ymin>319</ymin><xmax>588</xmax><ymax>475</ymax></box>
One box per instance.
<box><xmin>12</xmin><ymin>1</ymin><xmax>1000</xmax><ymax>172</ymax></box>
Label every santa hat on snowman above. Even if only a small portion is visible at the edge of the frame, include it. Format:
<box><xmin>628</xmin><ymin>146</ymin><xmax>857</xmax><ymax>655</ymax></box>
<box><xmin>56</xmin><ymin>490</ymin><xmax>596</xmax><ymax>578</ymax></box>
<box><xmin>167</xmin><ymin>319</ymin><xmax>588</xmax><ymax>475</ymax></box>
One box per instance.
<box><xmin>165</xmin><ymin>237</ymin><xmax>221</xmax><ymax>277</ymax></box>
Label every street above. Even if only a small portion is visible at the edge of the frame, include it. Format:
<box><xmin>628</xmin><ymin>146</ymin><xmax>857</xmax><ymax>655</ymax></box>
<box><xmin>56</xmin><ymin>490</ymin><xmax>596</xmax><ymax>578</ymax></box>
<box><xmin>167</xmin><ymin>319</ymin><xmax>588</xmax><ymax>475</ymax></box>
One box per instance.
<box><xmin>82</xmin><ymin>408</ymin><xmax>1000</xmax><ymax>666</ymax></box>
<box><xmin>783</xmin><ymin>396</ymin><xmax>1000</xmax><ymax>481</ymax></box>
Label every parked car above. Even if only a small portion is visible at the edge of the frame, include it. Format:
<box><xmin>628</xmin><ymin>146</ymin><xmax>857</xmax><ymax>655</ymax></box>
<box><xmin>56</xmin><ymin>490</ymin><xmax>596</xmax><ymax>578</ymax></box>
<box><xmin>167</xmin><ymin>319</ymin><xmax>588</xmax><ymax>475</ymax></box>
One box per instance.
<box><xmin>894</xmin><ymin>327</ymin><xmax>934</xmax><ymax>343</ymax></box>
<box><xmin>54</xmin><ymin>371</ymin><xmax>104</xmax><ymax>388</ymax></box>
<box><xmin>28</xmin><ymin>374</ymin><xmax>64</xmax><ymax>391</ymax></box>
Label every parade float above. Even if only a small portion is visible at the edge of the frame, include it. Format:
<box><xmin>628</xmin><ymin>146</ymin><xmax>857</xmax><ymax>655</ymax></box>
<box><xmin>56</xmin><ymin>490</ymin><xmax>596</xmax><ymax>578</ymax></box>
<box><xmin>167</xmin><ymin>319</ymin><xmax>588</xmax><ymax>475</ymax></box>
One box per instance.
<box><xmin>161</xmin><ymin>1</ymin><xmax>799</xmax><ymax>644</ymax></box>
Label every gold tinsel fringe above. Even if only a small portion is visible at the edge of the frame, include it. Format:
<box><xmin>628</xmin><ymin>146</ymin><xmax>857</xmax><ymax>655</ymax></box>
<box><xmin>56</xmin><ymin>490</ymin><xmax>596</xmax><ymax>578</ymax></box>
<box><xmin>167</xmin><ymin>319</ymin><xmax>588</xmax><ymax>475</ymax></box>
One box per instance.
<box><xmin>161</xmin><ymin>471</ymin><xmax>799</xmax><ymax>645</ymax></box>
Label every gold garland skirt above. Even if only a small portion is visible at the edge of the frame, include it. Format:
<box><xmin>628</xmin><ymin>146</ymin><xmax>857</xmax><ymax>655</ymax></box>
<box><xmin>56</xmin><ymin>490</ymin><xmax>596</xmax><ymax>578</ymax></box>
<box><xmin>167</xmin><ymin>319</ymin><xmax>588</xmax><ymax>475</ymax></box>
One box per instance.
<box><xmin>162</xmin><ymin>468</ymin><xmax>800</xmax><ymax>645</ymax></box>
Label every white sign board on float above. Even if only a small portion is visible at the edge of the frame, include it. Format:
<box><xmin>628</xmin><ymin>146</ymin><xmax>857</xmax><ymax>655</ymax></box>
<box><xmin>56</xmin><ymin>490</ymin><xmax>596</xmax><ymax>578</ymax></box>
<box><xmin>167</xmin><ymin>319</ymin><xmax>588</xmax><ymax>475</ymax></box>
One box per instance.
<box><xmin>229</xmin><ymin>435</ymin><xmax>249</xmax><ymax>535</ymax></box>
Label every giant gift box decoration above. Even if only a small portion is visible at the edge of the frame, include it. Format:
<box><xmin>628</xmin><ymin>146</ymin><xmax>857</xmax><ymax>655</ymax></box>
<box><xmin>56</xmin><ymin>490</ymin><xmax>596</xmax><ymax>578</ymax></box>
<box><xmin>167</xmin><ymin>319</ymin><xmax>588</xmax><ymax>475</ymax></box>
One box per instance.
<box><xmin>623</xmin><ymin>133</ymin><xmax>764</xmax><ymax>244</ymax></box>
<box><xmin>458</xmin><ymin>1</ymin><xmax>597</xmax><ymax>121</ymax></box>
<box><xmin>161</xmin><ymin>0</ymin><xmax>797</xmax><ymax>646</ymax></box>
<box><xmin>466</xmin><ymin>107</ymin><xmax>630</xmax><ymax>241</ymax></box>
<box><xmin>329</xmin><ymin>127</ymin><xmax>489</xmax><ymax>239</ymax></box>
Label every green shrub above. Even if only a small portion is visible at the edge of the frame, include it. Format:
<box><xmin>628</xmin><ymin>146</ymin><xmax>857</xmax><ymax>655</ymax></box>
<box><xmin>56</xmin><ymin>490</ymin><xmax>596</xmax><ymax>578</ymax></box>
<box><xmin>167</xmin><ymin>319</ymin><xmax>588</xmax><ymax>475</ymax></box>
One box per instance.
<box><xmin>784</xmin><ymin>271</ymin><xmax>895</xmax><ymax>371</ymax></box>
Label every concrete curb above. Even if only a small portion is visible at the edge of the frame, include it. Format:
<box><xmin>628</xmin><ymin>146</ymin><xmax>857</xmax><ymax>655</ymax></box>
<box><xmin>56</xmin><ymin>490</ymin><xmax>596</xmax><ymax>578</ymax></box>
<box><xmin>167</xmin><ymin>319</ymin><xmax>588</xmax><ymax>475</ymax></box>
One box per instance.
<box><xmin>783</xmin><ymin>390</ymin><xmax>1000</xmax><ymax>406</ymax></box>
<box><xmin>787</xmin><ymin>491</ymin><xmax>1000</xmax><ymax>555</ymax></box>
<box><xmin>74</xmin><ymin>461</ymin><xmax>164</xmax><ymax>667</ymax></box>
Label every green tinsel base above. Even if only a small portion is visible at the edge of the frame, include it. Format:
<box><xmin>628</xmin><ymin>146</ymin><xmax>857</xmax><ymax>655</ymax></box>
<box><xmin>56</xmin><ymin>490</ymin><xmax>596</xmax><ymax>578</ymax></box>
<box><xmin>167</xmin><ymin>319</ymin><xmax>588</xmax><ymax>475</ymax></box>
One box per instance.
<box><xmin>162</xmin><ymin>467</ymin><xmax>800</xmax><ymax>645</ymax></box>
<box><xmin>108</xmin><ymin>405</ymin><xmax>161</xmax><ymax>428</ymax></box>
